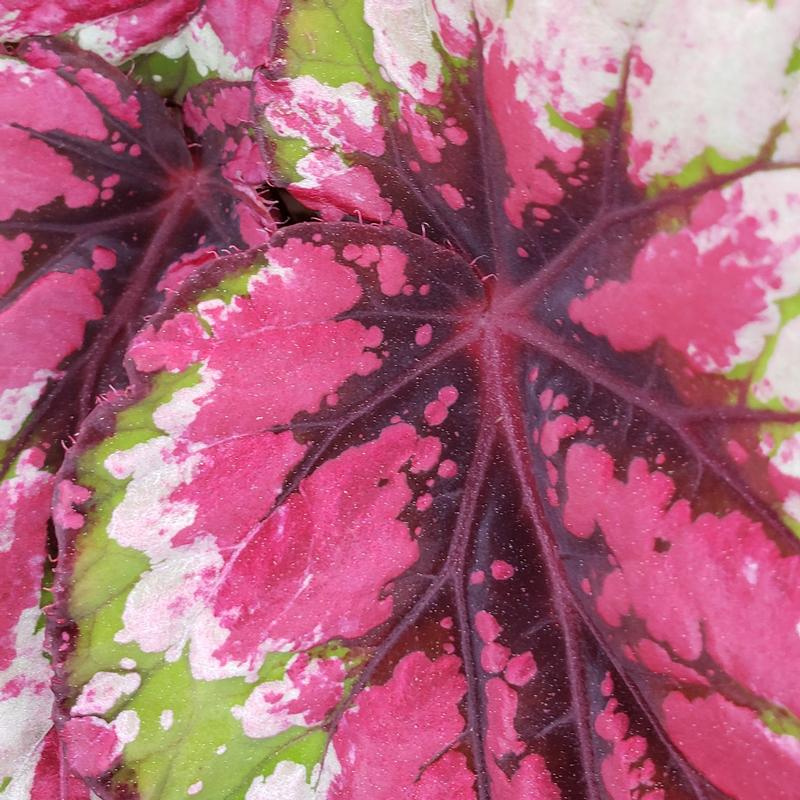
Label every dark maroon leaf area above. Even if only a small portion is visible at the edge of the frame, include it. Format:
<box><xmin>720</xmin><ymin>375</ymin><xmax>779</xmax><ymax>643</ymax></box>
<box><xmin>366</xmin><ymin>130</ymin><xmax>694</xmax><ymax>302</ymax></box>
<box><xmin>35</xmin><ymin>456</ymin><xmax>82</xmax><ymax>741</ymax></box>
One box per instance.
<box><xmin>0</xmin><ymin>39</ymin><xmax>270</xmax><ymax>475</ymax></box>
<box><xmin>245</xmin><ymin>57</ymin><xmax>800</xmax><ymax>799</ymax></box>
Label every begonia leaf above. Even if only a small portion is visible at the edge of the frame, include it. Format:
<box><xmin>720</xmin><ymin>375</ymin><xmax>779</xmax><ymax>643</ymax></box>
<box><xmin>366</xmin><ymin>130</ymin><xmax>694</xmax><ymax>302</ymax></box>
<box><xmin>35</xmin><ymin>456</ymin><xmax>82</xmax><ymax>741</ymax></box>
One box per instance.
<box><xmin>54</xmin><ymin>207</ymin><xmax>800</xmax><ymax>798</ymax></box>
<box><xmin>0</xmin><ymin>1</ymin><xmax>201</xmax><ymax>58</ymax></box>
<box><xmin>255</xmin><ymin>1</ymin><xmax>800</xmax><ymax>224</ymax></box>
<box><xmin>1</xmin><ymin>1</ymin><xmax>282</xmax><ymax>99</ymax></box>
<box><xmin>0</xmin><ymin>37</ymin><xmax>273</xmax><ymax>476</ymax></box>
<box><xmin>0</xmin><ymin>37</ymin><xmax>273</xmax><ymax>799</ymax></box>
<box><xmin>17</xmin><ymin>2</ymin><xmax>800</xmax><ymax>800</ymax></box>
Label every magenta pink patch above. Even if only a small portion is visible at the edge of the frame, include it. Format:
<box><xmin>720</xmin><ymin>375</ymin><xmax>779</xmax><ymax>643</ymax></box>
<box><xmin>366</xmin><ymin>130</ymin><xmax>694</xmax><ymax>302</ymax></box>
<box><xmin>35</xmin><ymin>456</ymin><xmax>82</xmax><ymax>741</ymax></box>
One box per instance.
<box><xmin>0</xmin><ymin>62</ymin><xmax>107</xmax><ymax>141</ymax></box>
<box><xmin>483</xmin><ymin>34</ymin><xmax>585</xmax><ymax>228</ymax></box>
<box><xmin>75</xmin><ymin>69</ymin><xmax>141</xmax><ymax>127</ymax></box>
<box><xmin>375</xmin><ymin>245</ymin><xmax>408</xmax><ymax>296</ymax></box>
<box><xmin>663</xmin><ymin>692</ymin><xmax>800</xmax><ymax>800</ymax></box>
<box><xmin>424</xmin><ymin>385</ymin><xmax>459</xmax><ymax>426</ymax></box>
<box><xmin>62</xmin><ymin>717</ymin><xmax>119</xmax><ymax>779</ymax></box>
<box><xmin>484</xmin><ymin>677</ymin><xmax>561</xmax><ymax>799</ymax></box>
<box><xmin>155</xmin><ymin>246</ymin><xmax>219</xmax><ymax>294</ymax></box>
<box><xmin>564</xmin><ymin>442</ymin><xmax>800</xmax><ymax>717</ymax></box>
<box><xmin>330</xmin><ymin>652</ymin><xmax>473</xmax><ymax>799</ymax></box>
<box><xmin>0</xmin><ymin>128</ymin><xmax>100</xmax><ymax>220</ymax></box>
<box><xmin>1</xmin><ymin>0</ymin><xmax>200</xmax><ymax>46</ymax></box>
<box><xmin>438</xmin><ymin>459</ymin><xmax>457</xmax><ymax>479</ymax></box>
<box><xmin>31</xmin><ymin>728</ymin><xmax>90</xmax><ymax>800</ymax></box>
<box><xmin>91</xmin><ymin>246</ymin><xmax>117</xmax><ymax>272</ymax></box>
<box><xmin>400</xmin><ymin>94</ymin><xmax>446</xmax><ymax>164</ymax></box>
<box><xmin>0</xmin><ymin>270</ymin><xmax>102</xmax><ymax>436</ymax></box>
<box><xmin>436</xmin><ymin>183</ymin><xmax>466</xmax><ymax>210</ymax></box>
<box><xmin>286</xmin><ymin>654</ymin><xmax>345</xmax><ymax>722</ymax></box>
<box><xmin>595</xmin><ymin>675</ymin><xmax>663</xmax><ymax>800</ymax></box>
<box><xmin>211</xmin><ymin>424</ymin><xmax>435</xmax><ymax>666</ymax></box>
<box><xmin>202</xmin><ymin>0</ymin><xmax>281</xmax><ymax>73</ymax></box>
<box><xmin>504</xmin><ymin>651</ymin><xmax>537</xmax><ymax>687</ymax></box>
<box><xmin>539</xmin><ymin>414</ymin><xmax>590</xmax><ymax>457</ymax></box>
<box><xmin>433</xmin><ymin>9</ymin><xmax>475</xmax><ymax>59</ymax></box>
<box><xmin>288</xmin><ymin>152</ymin><xmax>405</xmax><ymax>226</ymax></box>
<box><xmin>633</xmin><ymin>639</ymin><xmax>708</xmax><ymax>687</ymax></box>
<box><xmin>132</xmin><ymin>238</ymin><xmax>383</xmax><ymax>439</ymax></box>
<box><xmin>481</xmin><ymin>642</ymin><xmax>511</xmax><ymax>673</ymax></box>
<box><xmin>475</xmin><ymin>610</ymin><xmax>502</xmax><ymax>644</ymax></box>
<box><xmin>52</xmin><ymin>481</ymin><xmax>92</xmax><ymax>531</ymax></box>
<box><xmin>443</xmin><ymin>124</ymin><xmax>468</xmax><ymax>146</ymax></box>
<box><xmin>569</xmin><ymin>185</ymin><xmax>797</xmax><ymax>373</ymax></box>
<box><xmin>415</xmin><ymin>323</ymin><xmax>433</xmax><ymax>346</ymax></box>
<box><xmin>0</xmin><ymin>449</ymin><xmax>53</xmax><ymax>671</ymax></box>
<box><xmin>0</xmin><ymin>233</ymin><xmax>32</xmax><ymax>296</ymax></box>
<box><xmin>490</xmin><ymin>560</ymin><xmax>515</xmax><ymax>580</ymax></box>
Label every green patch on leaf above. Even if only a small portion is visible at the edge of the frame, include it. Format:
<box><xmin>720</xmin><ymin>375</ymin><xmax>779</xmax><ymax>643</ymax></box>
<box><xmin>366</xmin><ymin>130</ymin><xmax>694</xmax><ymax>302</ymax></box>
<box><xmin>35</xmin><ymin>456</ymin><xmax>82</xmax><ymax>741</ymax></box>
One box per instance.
<box><xmin>762</xmin><ymin>706</ymin><xmax>800</xmax><ymax>740</ymax></box>
<box><xmin>191</xmin><ymin>256</ymin><xmax>271</xmax><ymax>334</ymax></box>
<box><xmin>283</xmin><ymin>0</ymin><xmax>390</xmax><ymax>91</ymax></box>
<box><xmin>68</xmin><ymin>366</ymin><xmax>203</xmax><ymax>684</ymax></box>
<box><xmin>545</xmin><ymin>103</ymin><xmax>584</xmax><ymax>140</ymax></box>
<box><xmin>126</xmin><ymin>51</ymin><xmax>213</xmax><ymax>101</ymax></box>
<box><xmin>739</xmin><ymin>293</ymin><xmax>800</xmax><ymax>409</ymax></box>
<box><xmin>198</xmin><ymin>256</ymin><xmax>270</xmax><ymax>306</ymax></box>
<box><xmin>786</xmin><ymin>45</ymin><xmax>800</xmax><ymax>74</ymax></box>
<box><xmin>111</xmin><ymin>652</ymin><xmax>333</xmax><ymax>800</ymax></box>
<box><xmin>269</xmin><ymin>0</ymin><xmax>395</xmax><ymax>185</ymax></box>
<box><xmin>35</xmin><ymin>558</ymin><xmax>55</xmax><ymax>637</ymax></box>
<box><xmin>648</xmin><ymin>147</ymin><xmax>755</xmax><ymax>194</ymax></box>
<box><xmin>269</xmin><ymin>135</ymin><xmax>312</xmax><ymax>185</ymax></box>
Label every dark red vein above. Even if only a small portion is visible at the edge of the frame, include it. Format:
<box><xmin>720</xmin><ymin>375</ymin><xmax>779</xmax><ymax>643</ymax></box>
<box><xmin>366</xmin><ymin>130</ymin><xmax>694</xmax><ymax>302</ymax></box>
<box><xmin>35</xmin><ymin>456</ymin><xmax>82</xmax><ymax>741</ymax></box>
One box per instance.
<box><xmin>501</xmin><ymin>156</ymin><xmax>795</xmax><ymax>308</ymax></box>
<box><xmin>320</xmin><ymin>408</ymin><xmax>496</xmax><ymax>799</ymax></box>
<box><xmin>76</xmin><ymin>185</ymin><xmax>196</xmax><ymax>420</ymax></box>
<box><xmin>500</xmin><ymin>317</ymin><xmax>800</xmax><ymax>550</ymax></box>
<box><xmin>481</xmin><ymin>330</ymin><xmax>602</xmax><ymax>800</ymax></box>
<box><xmin>600</xmin><ymin>50</ymin><xmax>632</xmax><ymax>210</ymax></box>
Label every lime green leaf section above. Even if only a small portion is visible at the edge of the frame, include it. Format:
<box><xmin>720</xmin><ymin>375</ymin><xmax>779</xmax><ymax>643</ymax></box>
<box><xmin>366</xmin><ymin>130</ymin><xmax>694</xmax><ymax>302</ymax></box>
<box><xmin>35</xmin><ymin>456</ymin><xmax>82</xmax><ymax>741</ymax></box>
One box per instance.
<box><xmin>283</xmin><ymin>0</ymin><xmax>389</xmax><ymax>90</ymax></box>
<box><xmin>647</xmin><ymin>147</ymin><xmax>756</xmax><ymax>194</ymax></box>
<box><xmin>109</xmin><ymin>653</ymin><xmax>333</xmax><ymax>800</ymax></box>
<box><xmin>762</xmin><ymin>706</ymin><xmax>800</xmax><ymax>739</ymax></box>
<box><xmin>786</xmin><ymin>45</ymin><xmax>800</xmax><ymax>74</ymax></box>
<box><xmin>728</xmin><ymin>294</ymin><xmax>800</xmax><ymax>408</ymax></box>
<box><xmin>126</xmin><ymin>51</ymin><xmax>212</xmax><ymax>101</ymax></box>
<box><xmin>545</xmin><ymin>103</ymin><xmax>584</xmax><ymax>139</ymax></box>
<box><xmin>67</xmin><ymin>368</ymin><xmax>200</xmax><ymax>686</ymax></box>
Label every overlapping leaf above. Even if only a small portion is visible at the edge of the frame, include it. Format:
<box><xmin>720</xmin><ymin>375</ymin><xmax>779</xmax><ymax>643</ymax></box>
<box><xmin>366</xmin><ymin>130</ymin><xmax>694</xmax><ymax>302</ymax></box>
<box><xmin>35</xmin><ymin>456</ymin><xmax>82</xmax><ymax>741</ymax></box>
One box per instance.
<box><xmin>24</xmin><ymin>1</ymin><xmax>800</xmax><ymax>799</ymax></box>
<box><xmin>0</xmin><ymin>1</ymin><xmax>201</xmax><ymax>58</ymax></box>
<box><xmin>256</xmin><ymin>0</ymin><xmax>800</xmax><ymax>225</ymax></box>
<box><xmin>123</xmin><ymin>0</ymin><xmax>282</xmax><ymax>92</ymax></box>
<box><xmin>1</xmin><ymin>1</ymin><xmax>282</xmax><ymax>99</ymax></box>
<box><xmin>0</xmin><ymin>36</ymin><xmax>273</xmax><ymax>797</ymax></box>
<box><xmin>0</xmin><ymin>36</ymin><xmax>273</xmax><ymax>474</ymax></box>
<box><xmin>55</xmin><ymin>202</ymin><xmax>800</xmax><ymax>800</ymax></box>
